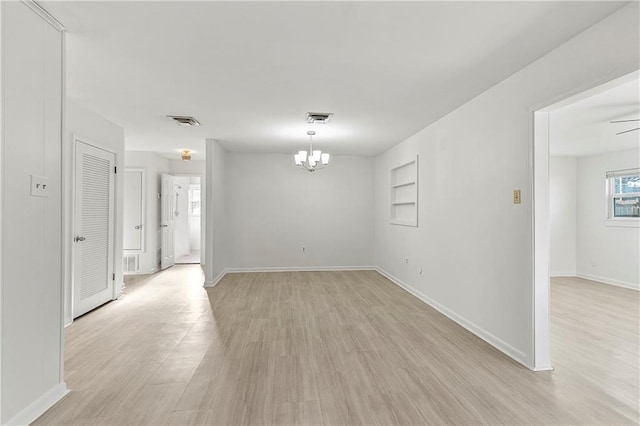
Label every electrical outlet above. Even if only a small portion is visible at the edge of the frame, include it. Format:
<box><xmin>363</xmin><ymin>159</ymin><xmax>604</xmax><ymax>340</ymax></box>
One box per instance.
<box><xmin>405</xmin><ymin>258</ymin><xmax>409</xmax><ymax>264</ymax></box>
<box><xmin>513</xmin><ymin>189</ymin><xmax>521</xmax><ymax>204</ymax></box>
<box><xmin>30</xmin><ymin>175</ymin><xmax>49</xmax><ymax>197</ymax></box>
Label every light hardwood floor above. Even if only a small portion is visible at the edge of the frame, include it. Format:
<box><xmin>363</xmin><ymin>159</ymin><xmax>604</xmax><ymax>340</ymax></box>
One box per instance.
<box><xmin>34</xmin><ymin>268</ymin><xmax>639</xmax><ymax>425</ymax></box>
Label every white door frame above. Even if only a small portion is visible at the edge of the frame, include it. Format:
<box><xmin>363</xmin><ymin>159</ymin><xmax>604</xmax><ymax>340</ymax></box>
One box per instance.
<box><xmin>531</xmin><ymin>70</ymin><xmax>639</xmax><ymax>371</ymax></box>
<box><xmin>71</xmin><ymin>134</ymin><xmax>119</xmax><ymax>317</ymax></box>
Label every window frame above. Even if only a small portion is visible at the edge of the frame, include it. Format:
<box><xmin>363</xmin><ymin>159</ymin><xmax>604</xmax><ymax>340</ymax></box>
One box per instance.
<box><xmin>605</xmin><ymin>168</ymin><xmax>640</xmax><ymax>227</ymax></box>
<box><xmin>189</xmin><ymin>185</ymin><xmax>201</xmax><ymax>217</ymax></box>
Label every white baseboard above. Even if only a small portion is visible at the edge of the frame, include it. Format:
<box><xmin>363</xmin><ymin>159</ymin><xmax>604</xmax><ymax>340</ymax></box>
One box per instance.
<box><xmin>375</xmin><ymin>267</ymin><xmax>533</xmax><ymax>370</ymax></box>
<box><xmin>576</xmin><ymin>273</ymin><xmax>639</xmax><ymax>291</ymax></box>
<box><xmin>550</xmin><ymin>271</ymin><xmax>576</xmax><ymax>277</ymax></box>
<box><xmin>4</xmin><ymin>382</ymin><xmax>69</xmax><ymax>426</ymax></box>
<box><xmin>533</xmin><ymin>365</ymin><xmax>554</xmax><ymax>372</ymax></box>
<box><xmin>204</xmin><ymin>270</ymin><xmax>227</xmax><ymax>288</ymax></box>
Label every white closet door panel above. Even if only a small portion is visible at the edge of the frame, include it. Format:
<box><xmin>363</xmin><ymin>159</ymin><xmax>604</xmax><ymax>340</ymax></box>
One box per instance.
<box><xmin>74</xmin><ymin>141</ymin><xmax>115</xmax><ymax>317</ymax></box>
<box><xmin>160</xmin><ymin>173</ymin><xmax>176</xmax><ymax>270</ymax></box>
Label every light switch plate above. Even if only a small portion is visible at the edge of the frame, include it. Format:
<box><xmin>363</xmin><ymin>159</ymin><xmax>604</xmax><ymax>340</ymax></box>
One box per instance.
<box><xmin>31</xmin><ymin>175</ymin><xmax>49</xmax><ymax>197</ymax></box>
<box><xmin>513</xmin><ymin>189</ymin><xmax>521</xmax><ymax>204</ymax></box>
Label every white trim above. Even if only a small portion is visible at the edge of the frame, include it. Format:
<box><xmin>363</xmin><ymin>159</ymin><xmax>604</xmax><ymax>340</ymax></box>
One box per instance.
<box><xmin>58</xmin><ymin>23</ymin><xmax>67</xmax><ymax>387</ymax></box>
<box><xmin>533</xmin><ymin>365</ymin><xmax>554</xmax><ymax>372</ymax></box>
<box><xmin>604</xmin><ymin>219</ymin><xmax>640</xmax><ymax>228</ymax></box>
<box><xmin>375</xmin><ymin>267</ymin><xmax>533</xmax><ymax>370</ymax></box>
<box><xmin>550</xmin><ymin>272</ymin><xmax>576</xmax><ymax>278</ymax></box>
<box><xmin>3</xmin><ymin>382</ymin><xmax>69</xmax><ymax>426</ymax></box>
<box><xmin>20</xmin><ymin>0</ymin><xmax>65</xmax><ymax>32</ymax></box>
<box><xmin>532</xmin><ymin>110</ymin><xmax>552</xmax><ymax>371</ymax></box>
<box><xmin>0</xmin><ymin>1</ymin><xmax>5</xmax><ymax>418</ymax></box>
<box><xmin>576</xmin><ymin>273</ymin><xmax>639</xmax><ymax>291</ymax></box>
<box><xmin>204</xmin><ymin>269</ymin><xmax>228</xmax><ymax>288</ymax></box>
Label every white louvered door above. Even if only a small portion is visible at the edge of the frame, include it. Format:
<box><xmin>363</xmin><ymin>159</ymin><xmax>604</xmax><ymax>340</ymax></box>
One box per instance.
<box><xmin>74</xmin><ymin>141</ymin><xmax>116</xmax><ymax>318</ymax></box>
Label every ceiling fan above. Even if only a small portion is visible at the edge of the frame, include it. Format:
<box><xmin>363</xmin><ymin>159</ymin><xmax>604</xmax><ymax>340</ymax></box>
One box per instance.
<box><xmin>609</xmin><ymin>119</ymin><xmax>640</xmax><ymax>135</ymax></box>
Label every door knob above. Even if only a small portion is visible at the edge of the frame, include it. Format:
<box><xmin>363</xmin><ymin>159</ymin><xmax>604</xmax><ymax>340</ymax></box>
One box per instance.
<box><xmin>161</xmin><ymin>224</ymin><xmax>168</xmax><ymax>228</ymax></box>
<box><xmin>135</xmin><ymin>225</ymin><xmax>143</xmax><ymax>230</ymax></box>
<box><xmin>74</xmin><ymin>236</ymin><xmax>86</xmax><ymax>242</ymax></box>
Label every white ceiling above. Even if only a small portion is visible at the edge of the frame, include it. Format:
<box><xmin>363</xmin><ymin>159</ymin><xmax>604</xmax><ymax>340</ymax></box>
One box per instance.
<box><xmin>550</xmin><ymin>78</ymin><xmax>640</xmax><ymax>157</ymax></box>
<box><xmin>43</xmin><ymin>1</ymin><xmax>628</xmax><ymax>160</ymax></box>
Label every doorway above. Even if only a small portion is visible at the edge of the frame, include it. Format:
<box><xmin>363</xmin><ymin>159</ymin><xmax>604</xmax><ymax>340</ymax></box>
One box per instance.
<box><xmin>533</xmin><ymin>70</ymin><xmax>640</xmax><ymax>370</ymax></box>
<box><xmin>174</xmin><ymin>176</ymin><xmax>201</xmax><ymax>264</ymax></box>
<box><xmin>160</xmin><ymin>173</ymin><xmax>202</xmax><ymax>269</ymax></box>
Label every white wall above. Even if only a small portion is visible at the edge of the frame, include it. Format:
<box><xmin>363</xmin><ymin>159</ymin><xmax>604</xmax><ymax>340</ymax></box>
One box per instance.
<box><xmin>169</xmin><ymin>159</ymin><xmax>205</xmax><ymax>175</ymax></box>
<box><xmin>549</xmin><ymin>156</ymin><xmax>577</xmax><ymax>276</ymax></box>
<box><xmin>124</xmin><ymin>152</ymin><xmax>169</xmax><ymax>274</ymax></box>
<box><xmin>225</xmin><ymin>153</ymin><xmax>375</xmax><ymax>270</ymax></box>
<box><xmin>204</xmin><ymin>140</ymin><xmax>227</xmax><ymax>284</ymax></box>
<box><xmin>1</xmin><ymin>2</ymin><xmax>67</xmax><ymax>423</ymax></box>
<box><xmin>374</xmin><ymin>3</ymin><xmax>639</xmax><ymax>368</ymax></box>
<box><xmin>576</xmin><ymin>148</ymin><xmax>640</xmax><ymax>289</ymax></box>
<box><xmin>65</xmin><ymin>101</ymin><xmax>125</xmax><ymax>325</ymax></box>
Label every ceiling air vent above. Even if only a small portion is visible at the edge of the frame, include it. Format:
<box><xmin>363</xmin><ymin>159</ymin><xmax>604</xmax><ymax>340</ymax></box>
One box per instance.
<box><xmin>306</xmin><ymin>112</ymin><xmax>333</xmax><ymax>124</ymax></box>
<box><xmin>167</xmin><ymin>115</ymin><xmax>200</xmax><ymax>127</ymax></box>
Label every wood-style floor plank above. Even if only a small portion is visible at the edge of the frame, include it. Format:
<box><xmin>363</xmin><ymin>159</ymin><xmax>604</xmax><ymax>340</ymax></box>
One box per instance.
<box><xmin>33</xmin><ymin>267</ymin><xmax>639</xmax><ymax>425</ymax></box>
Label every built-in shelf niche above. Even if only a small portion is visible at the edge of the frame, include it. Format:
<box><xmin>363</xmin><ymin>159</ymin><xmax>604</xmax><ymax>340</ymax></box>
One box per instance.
<box><xmin>390</xmin><ymin>156</ymin><xmax>418</xmax><ymax>226</ymax></box>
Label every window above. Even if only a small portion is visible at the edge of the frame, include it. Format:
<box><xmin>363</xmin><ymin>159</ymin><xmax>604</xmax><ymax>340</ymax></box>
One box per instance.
<box><xmin>189</xmin><ymin>187</ymin><xmax>201</xmax><ymax>216</ymax></box>
<box><xmin>606</xmin><ymin>169</ymin><xmax>640</xmax><ymax>220</ymax></box>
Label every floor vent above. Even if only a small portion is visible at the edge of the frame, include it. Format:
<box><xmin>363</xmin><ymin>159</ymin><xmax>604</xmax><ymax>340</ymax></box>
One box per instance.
<box><xmin>123</xmin><ymin>254</ymin><xmax>139</xmax><ymax>273</ymax></box>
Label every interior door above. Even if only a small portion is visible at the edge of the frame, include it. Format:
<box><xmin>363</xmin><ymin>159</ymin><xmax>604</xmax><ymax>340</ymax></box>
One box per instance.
<box><xmin>160</xmin><ymin>173</ymin><xmax>176</xmax><ymax>270</ymax></box>
<box><xmin>74</xmin><ymin>141</ymin><xmax>115</xmax><ymax>318</ymax></box>
<box><xmin>123</xmin><ymin>169</ymin><xmax>144</xmax><ymax>251</ymax></box>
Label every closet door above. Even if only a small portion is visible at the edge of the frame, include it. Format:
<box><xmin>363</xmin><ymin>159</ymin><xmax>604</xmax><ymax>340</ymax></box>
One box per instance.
<box><xmin>160</xmin><ymin>173</ymin><xmax>176</xmax><ymax>270</ymax></box>
<box><xmin>73</xmin><ymin>140</ymin><xmax>116</xmax><ymax>317</ymax></box>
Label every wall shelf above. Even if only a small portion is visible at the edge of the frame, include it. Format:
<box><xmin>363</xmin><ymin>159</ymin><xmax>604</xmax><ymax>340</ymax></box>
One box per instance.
<box><xmin>390</xmin><ymin>156</ymin><xmax>418</xmax><ymax>226</ymax></box>
<box><xmin>391</xmin><ymin>181</ymin><xmax>416</xmax><ymax>188</ymax></box>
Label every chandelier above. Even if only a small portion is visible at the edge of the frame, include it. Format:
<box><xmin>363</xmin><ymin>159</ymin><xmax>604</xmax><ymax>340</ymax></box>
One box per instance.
<box><xmin>294</xmin><ymin>131</ymin><xmax>330</xmax><ymax>172</ymax></box>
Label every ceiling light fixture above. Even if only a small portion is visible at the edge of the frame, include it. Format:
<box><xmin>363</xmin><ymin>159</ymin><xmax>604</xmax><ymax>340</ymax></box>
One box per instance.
<box><xmin>181</xmin><ymin>150</ymin><xmax>192</xmax><ymax>161</ymax></box>
<box><xmin>294</xmin><ymin>131</ymin><xmax>330</xmax><ymax>172</ymax></box>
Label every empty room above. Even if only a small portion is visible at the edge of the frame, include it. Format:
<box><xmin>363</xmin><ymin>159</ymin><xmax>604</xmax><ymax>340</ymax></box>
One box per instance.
<box><xmin>1</xmin><ymin>1</ymin><xmax>639</xmax><ymax>426</ymax></box>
